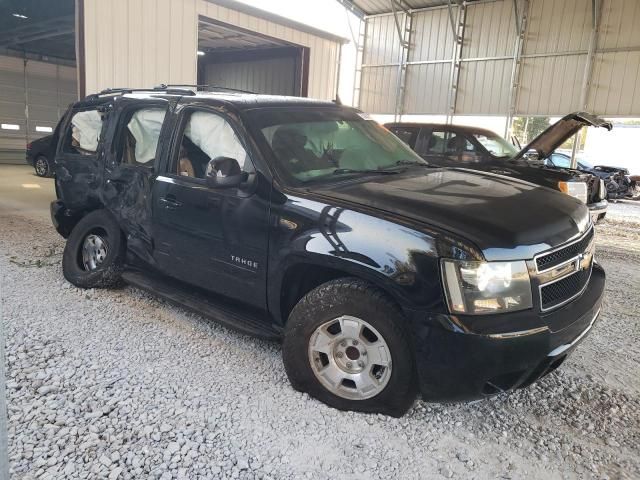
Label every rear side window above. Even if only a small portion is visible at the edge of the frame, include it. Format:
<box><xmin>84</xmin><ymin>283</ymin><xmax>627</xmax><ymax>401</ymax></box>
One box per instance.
<box><xmin>63</xmin><ymin>109</ymin><xmax>103</xmax><ymax>155</ymax></box>
<box><xmin>121</xmin><ymin>108</ymin><xmax>167</xmax><ymax>167</ymax></box>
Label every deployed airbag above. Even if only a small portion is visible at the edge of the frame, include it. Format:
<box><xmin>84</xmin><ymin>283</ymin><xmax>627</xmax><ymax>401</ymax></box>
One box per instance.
<box><xmin>127</xmin><ymin>108</ymin><xmax>166</xmax><ymax>164</ymax></box>
<box><xmin>185</xmin><ymin>112</ymin><xmax>247</xmax><ymax>168</ymax></box>
<box><xmin>71</xmin><ymin>110</ymin><xmax>103</xmax><ymax>152</ymax></box>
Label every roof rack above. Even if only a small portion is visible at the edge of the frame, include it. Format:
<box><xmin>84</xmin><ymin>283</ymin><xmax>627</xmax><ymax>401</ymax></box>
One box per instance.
<box><xmin>85</xmin><ymin>85</ymin><xmax>198</xmax><ymax>100</ymax></box>
<box><xmin>84</xmin><ymin>83</ymin><xmax>257</xmax><ymax>101</ymax></box>
<box><xmin>162</xmin><ymin>84</ymin><xmax>257</xmax><ymax>94</ymax></box>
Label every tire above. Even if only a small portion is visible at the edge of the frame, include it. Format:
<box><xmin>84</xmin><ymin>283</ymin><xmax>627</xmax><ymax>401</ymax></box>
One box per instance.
<box><xmin>34</xmin><ymin>155</ymin><xmax>50</xmax><ymax>177</ymax></box>
<box><xmin>62</xmin><ymin>209</ymin><xmax>125</xmax><ymax>289</ymax></box>
<box><xmin>282</xmin><ymin>278</ymin><xmax>416</xmax><ymax>417</ymax></box>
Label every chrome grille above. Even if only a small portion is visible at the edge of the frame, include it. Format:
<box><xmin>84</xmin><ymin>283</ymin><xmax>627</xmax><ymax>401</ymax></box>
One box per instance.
<box><xmin>535</xmin><ymin>227</ymin><xmax>595</xmax><ymax>312</ymax></box>
<box><xmin>540</xmin><ymin>268</ymin><xmax>591</xmax><ymax>310</ymax></box>
<box><xmin>536</xmin><ymin>227</ymin><xmax>594</xmax><ymax>272</ymax></box>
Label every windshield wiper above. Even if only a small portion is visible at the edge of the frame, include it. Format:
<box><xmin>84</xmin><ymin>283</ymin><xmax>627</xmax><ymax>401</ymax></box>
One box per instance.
<box><xmin>332</xmin><ymin>168</ymin><xmax>399</xmax><ymax>175</ymax></box>
<box><xmin>389</xmin><ymin>159</ymin><xmax>437</xmax><ymax>168</ymax></box>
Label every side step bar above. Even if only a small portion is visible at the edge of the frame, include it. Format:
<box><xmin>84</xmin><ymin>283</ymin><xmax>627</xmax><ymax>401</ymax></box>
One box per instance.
<box><xmin>122</xmin><ymin>269</ymin><xmax>282</xmax><ymax>341</ymax></box>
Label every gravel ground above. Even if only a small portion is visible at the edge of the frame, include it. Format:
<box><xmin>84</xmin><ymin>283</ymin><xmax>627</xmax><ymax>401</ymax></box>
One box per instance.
<box><xmin>1</xmin><ymin>202</ymin><xmax>639</xmax><ymax>479</ymax></box>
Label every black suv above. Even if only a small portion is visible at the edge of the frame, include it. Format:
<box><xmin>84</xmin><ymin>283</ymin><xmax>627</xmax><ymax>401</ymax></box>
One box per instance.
<box><xmin>51</xmin><ymin>87</ymin><xmax>605</xmax><ymax>417</ymax></box>
<box><xmin>386</xmin><ymin>114</ymin><xmax>610</xmax><ymax>223</ymax></box>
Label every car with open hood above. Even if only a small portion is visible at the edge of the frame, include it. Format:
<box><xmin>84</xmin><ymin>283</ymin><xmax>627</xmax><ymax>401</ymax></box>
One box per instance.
<box><xmin>385</xmin><ymin>113</ymin><xmax>611</xmax><ymax>223</ymax></box>
<box><xmin>50</xmin><ymin>87</ymin><xmax>605</xmax><ymax>417</ymax></box>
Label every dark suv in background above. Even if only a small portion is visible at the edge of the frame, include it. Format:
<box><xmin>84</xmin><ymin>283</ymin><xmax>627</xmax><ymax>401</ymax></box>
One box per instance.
<box><xmin>51</xmin><ymin>87</ymin><xmax>605</xmax><ymax>417</ymax></box>
<box><xmin>386</xmin><ymin>112</ymin><xmax>610</xmax><ymax>223</ymax></box>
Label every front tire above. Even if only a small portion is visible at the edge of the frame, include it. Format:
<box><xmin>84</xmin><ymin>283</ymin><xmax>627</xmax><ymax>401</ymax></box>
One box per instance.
<box><xmin>282</xmin><ymin>278</ymin><xmax>416</xmax><ymax>417</ymax></box>
<box><xmin>62</xmin><ymin>210</ymin><xmax>125</xmax><ymax>288</ymax></box>
<box><xmin>34</xmin><ymin>155</ymin><xmax>50</xmax><ymax>177</ymax></box>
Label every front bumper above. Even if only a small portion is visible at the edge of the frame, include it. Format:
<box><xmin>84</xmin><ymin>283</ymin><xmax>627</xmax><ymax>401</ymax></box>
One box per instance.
<box><xmin>587</xmin><ymin>199</ymin><xmax>607</xmax><ymax>223</ymax></box>
<box><xmin>409</xmin><ymin>263</ymin><xmax>605</xmax><ymax>402</ymax></box>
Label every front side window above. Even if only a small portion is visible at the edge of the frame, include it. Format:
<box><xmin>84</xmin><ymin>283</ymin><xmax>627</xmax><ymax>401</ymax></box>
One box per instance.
<box><xmin>64</xmin><ymin>109</ymin><xmax>103</xmax><ymax>154</ymax></box>
<box><xmin>173</xmin><ymin>111</ymin><xmax>250</xmax><ymax>179</ymax></box>
<box><xmin>121</xmin><ymin>107</ymin><xmax>166</xmax><ymax>167</ymax></box>
<box><xmin>473</xmin><ymin>133</ymin><xmax>518</xmax><ymax>158</ymax></box>
<box><xmin>249</xmin><ymin>109</ymin><xmax>426</xmax><ymax>185</ymax></box>
<box><xmin>418</xmin><ymin>130</ymin><xmax>448</xmax><ymax>156</ymax></box>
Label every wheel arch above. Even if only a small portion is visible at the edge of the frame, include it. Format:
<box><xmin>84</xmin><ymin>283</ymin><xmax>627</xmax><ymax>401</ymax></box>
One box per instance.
<box><xmin>273</xmin><ymin>258</ymin><xmax>408</xmax><ymax>326</ymax></box>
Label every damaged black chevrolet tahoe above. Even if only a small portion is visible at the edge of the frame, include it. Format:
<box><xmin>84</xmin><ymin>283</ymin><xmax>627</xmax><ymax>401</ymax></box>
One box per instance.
<box><xmin>51</xmin><ymin>87</ymin><xmax>605</xmax><ymax>417</ymax></box>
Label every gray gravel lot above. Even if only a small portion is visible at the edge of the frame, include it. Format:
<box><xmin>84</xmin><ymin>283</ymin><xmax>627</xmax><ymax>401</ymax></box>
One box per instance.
<box><xmin>1</xmin><ymin>200</ymin><xmax>639</xmax><ymax>479</ymax></box>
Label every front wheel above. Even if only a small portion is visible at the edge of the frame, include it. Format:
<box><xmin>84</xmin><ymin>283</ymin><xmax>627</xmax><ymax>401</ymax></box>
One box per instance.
<box><xmin>62</xmin><ymin>210</ymin><xmax>125</xmax><ymax>288</ymax></box>
<box><xmin>282</xmin><ymin>278</ymin><xmax>416</xmax><ymax>417</ymax></box>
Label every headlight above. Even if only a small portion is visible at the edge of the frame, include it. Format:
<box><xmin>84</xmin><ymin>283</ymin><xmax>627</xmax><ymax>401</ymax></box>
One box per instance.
<box><xmin>599</xmin><ymin>179</ymin><xmax>606</xmax><ymax>200</ymax></box>
<box><xmin>558</xmin><ymin>181</ymin><xmax>588</xmax><ymax>204</ymax></box>
<box><xmin>441</xmin><ymin>259</ymin><xmax>533</xmax><ymax>315</ymax></box>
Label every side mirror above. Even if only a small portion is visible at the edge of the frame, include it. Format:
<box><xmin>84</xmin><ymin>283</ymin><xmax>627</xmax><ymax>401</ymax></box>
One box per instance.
<box><xmin>205</xmin><ymin>156</ymin><xmax>248</xmax><ymax>188</ymax></box>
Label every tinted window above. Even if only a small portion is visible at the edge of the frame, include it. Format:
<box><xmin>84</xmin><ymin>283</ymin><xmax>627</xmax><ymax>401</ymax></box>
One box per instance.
<box><xmin>418</xmin><ymin>130</ymin><xmax>448</xmax><ymax>155</ymax></box>
<box><xmin>389</xmin><ymin>127</ymin><xmax>418</xmax><ymax>148</ymax></box>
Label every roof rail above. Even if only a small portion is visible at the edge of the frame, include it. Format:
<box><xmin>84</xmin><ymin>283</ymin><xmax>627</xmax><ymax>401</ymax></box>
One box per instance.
<box><xmin>85</xmin><ymin>85</ymin><xmax>197</xmax><ymax>100</ymax></box>
<box><xmin>84</xmin><ymin>84</ymin><xmax>257</xmax><ymax>101</ymax></box>
<box><xmin>163</xmin><ymin>84</ymin><xmax>256</xmax><ymax>94</ymax></box>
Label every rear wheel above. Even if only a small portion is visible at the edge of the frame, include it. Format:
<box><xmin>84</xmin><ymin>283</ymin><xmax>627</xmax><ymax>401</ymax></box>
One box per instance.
<box><xmin>62</xmin><ymin>210</ymin><xmax>125</xmax><ymax>288</ymax></box>
<box><xmin>34</xmin><ymin>155</ymin><xmax>50</xmax><ymax>177</ymax></box>
<box><xmin>282</xmin><ymin>278</ymin><xmax>416</xmax><ymax>417</ymax></box>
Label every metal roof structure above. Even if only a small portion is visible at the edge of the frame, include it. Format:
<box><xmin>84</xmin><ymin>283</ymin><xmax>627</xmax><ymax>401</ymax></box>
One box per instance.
<box><xmin>336</xmin><ymin>0</ymin><xmax>465</xmax><ymax>18</ymax></box>
<box><xmin>0</xmin><ymin>0</ymin><xmax>75</xmax><ymax>62</ymax></box>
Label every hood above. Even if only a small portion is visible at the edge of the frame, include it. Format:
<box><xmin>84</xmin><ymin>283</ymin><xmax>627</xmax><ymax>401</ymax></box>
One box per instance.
<box><xmin>312</xmin><ymin>168</ymin><xmax>590</xmax><ymax>261</ymax></box>
<box><xmin>512</xmin><ymin>112</ymin><xmax>612</xmax><ymax>161</ymax></box>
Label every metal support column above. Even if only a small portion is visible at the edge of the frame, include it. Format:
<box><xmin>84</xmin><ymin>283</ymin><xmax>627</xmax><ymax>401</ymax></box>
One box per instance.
<box><xmin>505</xmin><ymin>0</ymin><xmax>528</xmax><ymax>137</ymax></box>
<box><xmin>571</xmin><ymin>0</ymin><xmax>601</xmax><ymax>168</ymax></box>
<box><xmin>351</xmin><ymin>16</ymin><xmax>367</xmax><ymax>109</ymax></box>
<box><xmin>391</xmin><ymin>0</ymin><xmax>412</xmax><ymax>121</ymax></box>
<box><xmin>446</xmin><ymin>1</ymin><xmax>466</xmax><ymax>124</ymax></box>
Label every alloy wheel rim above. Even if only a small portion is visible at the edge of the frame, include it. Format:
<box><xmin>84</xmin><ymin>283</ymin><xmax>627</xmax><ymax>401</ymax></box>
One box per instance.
<box><xmin>308</xmin><ymin>315</ymin><xmax>392</xmax><ymax>400</ymax></box>
<box><xmin>35</xmin><ymin>158</ymin><xmax>47</xmax><ymax>176</ymax></box>
<box><xmin>81</xmin><ymin>234</ymin><xmax>108</xmax><ymax>271</ymax></box>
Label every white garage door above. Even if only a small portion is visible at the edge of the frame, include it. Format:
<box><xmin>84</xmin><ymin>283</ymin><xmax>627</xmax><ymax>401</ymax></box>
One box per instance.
<box><xmin>0</xmin><ymin>55</ymin><xmax>76</xmax><ymax>163</ymax></box>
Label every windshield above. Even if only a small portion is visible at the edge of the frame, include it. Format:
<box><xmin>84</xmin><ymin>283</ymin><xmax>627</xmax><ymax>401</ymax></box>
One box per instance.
<box><xmin>248</xmin><ymin>108</ymin><xmax>427</xmax><ymax>184</ymax></box>
<box><xmin>473</xmin><ymin>132</ymin><xmax>518</xmax><ymax>157</ymax></box>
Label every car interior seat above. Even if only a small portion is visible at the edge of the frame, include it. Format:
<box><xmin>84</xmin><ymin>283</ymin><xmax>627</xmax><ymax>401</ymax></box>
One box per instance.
<box><xmin>272</xmin><ymin>127</ymin><xmax>323</xmax><ymax>173</ymax></box>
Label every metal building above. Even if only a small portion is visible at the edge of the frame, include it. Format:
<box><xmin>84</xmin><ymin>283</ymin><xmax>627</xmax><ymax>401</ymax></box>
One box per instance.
<box><xmin>79</xmin><ymin>0</ymin><xmax>346</xmax><ymax>100</ymax></box>
<box><xmin>340</xmin><ymin>0</ymin><xmax>640</xmax><ymax>125</ymax></box>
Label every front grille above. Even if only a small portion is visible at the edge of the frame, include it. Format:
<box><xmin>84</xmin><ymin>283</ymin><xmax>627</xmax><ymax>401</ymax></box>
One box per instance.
<box><xmin>536</xmin><ymin>228</ymin><xmax>594</xmax><ymax>271</ymax></box>
<box><xmin>540</xmin><ymin>268</ymin><xmax>591</xmax><ymax>310</ymax></box>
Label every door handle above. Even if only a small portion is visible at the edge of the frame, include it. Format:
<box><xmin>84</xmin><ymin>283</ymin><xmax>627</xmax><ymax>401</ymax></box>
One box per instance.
<box><xmin>159</xmin><ymin>196</ymin><xmax>183</xmax><ymax>209</ymax></box>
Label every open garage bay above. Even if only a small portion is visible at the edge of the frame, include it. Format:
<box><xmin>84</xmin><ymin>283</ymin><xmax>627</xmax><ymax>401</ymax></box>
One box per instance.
<box><xmin>1</xmin><ymin>164</ymin><xmax>639</xmax><ymax>479</ymax></box>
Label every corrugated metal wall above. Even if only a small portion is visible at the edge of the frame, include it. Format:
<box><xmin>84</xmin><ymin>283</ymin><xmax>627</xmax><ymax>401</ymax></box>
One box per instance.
<box><xmin>83</xmin><ymin>0</ymin><xmax>198</xmax><ymax>94</ymax></box>
<box><xmin>358</xmin><ymin>0</ymin><xmax>640</xmax><ymax>117</ymax></box>
<box><xmin>197</xmin><ymin>1</ymin><xmax>341</xmax><ymax>100</ymax></box>
<box><xmin>588</xmin><ymin>0</ymin><xmax>640</xmax><ymax>115</ymax></box>
<box><xmin>0</xmin><ymin>55</ymin><xmax>76</xmax><ymax>162</ymax></box>
<box><xmin>204</xmin><ymin>57</ymin><xmax>297</xmax><ymax>95</ymax></box>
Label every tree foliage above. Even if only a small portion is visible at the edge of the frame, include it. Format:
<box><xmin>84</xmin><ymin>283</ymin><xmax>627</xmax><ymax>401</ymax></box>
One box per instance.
<box><xmin>512</xmin><ymin>116</ymin><xmax>550</xmax><ymax>144</ymax></box>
